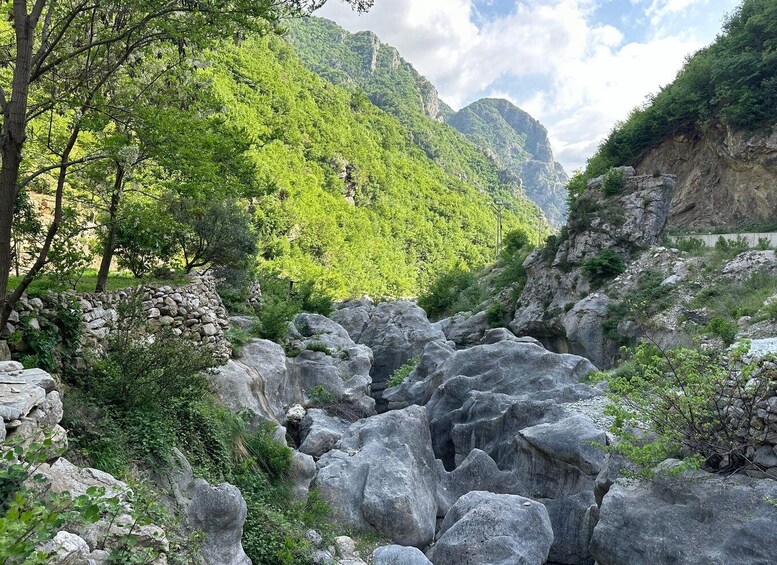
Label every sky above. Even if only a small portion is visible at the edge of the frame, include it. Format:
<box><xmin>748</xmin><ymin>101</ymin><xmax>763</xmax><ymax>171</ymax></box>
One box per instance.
<box><xmin>315</xmin><ymin>0</ymin><xmax>741</xmax><ymax>172</ymax></box>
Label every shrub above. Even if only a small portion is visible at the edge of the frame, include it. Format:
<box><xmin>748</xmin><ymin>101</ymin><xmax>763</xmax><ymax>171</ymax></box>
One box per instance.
<box><xmin>485</xmin><ymin>302</ymin><xmax>507</xmax><ymax>328</ymax></box>
<box><xmin>705</xmin><ymin>316</ymin><xmax>738</xmax><ymax>345</ymax></box>
<box><xmin>602</xmin><ymin>168</ymin><xmax>626</xmax><ymax>196</ymax></box>
<box><xmin>502</xmin><ymin>229</ymin><xmax>530</xmax><ymax>255</ymax></box>
<box><xmin>386</xmin><ymin>356</ymin><xmax>420</xmax><ymax>388</ymax></box>
<box><xmin>418</xmin><ymin>267</ymin><xmax>477</xmax><ymax>317</ymax></box>
<box><xmin>603</xmin><ymin>342</ymin><xmax>774</xmax><ymax>474</ymax></box>
<box><xmin>583</xmin><ymin>249</ymin><xmax>626</xmax><ymax>287</ymax></box>
<box><xmin>84</xmin><ymin>294</ymin><xmax>215</xmax><ymax>412</ymax></box>
<box><xmin>675</xmin><ymin>237</ymin><xmax>705</xmax><ymax>253</ymax></box>
<box><xmin>252</xmin><ymin>274</ymin><xmax>333</xmax><ymax>342</ymax></box>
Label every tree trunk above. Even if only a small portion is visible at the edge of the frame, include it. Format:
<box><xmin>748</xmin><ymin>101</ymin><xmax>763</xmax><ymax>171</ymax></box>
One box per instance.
<box><xmin>95</xmin><ymin>164</ymin><xmax>125</xmax><ymax>292</ymax></box>
<box><xmin>0</xmin><ymin>4</ymin><xmax>41</xmax><ymax>328</ymax></box>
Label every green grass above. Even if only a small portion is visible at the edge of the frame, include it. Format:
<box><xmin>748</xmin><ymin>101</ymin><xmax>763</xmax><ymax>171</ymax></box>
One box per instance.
<box><xmin>7</xmin><ymin>269</ymin><xmax>188</xmax><ymax>295</ymax></box>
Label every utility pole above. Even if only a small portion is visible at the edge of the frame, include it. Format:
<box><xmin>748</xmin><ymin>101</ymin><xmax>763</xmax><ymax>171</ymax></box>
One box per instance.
<box><xmin>495</xmin><ymin>200</ymin><xmax>504</xmax><ymax>258</ymax></box>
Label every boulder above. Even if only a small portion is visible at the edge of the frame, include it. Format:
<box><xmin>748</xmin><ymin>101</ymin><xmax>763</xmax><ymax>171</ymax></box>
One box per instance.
<box><xmin>298</xmin><ymin>408</ymin><xmax>350</xmax><ymax>458</ymax></box>
<box><xmin>38</xmin><ymin>531</ymin><xmax>91</xmax><ymax>564</ymax></box>
<box><xmin>372</xmin><ymin>545</ymin><xmax>432</xmax><ymax>565</ymax></box>
<box><xmin>314</xmin><ymin>405</ymin><xmax>437</xmax><ymax>548</ymax></box>
<box><xmin>438</xmin><ymin>311</ymin><xmax>490</xmax><ymax>348</ymax></box>
<box><xmin>210</xmin><ymin>339</ymin><xmax>288</xmax><ymax>424</ymax></box>
<box><xmin>426</xmin><ymin>491</ymin><xmax>554</xmax><ymax>565</ymax></box>
<box><xmin>333</xmin><ymin>300</ymin><xmax>446</xmax><ymax>407</ymax></box>
<box><xmin>187</xmin><ymin>480</ymin><xmax>251</xmax><ymax>565</ymax></box>
<box><xmin>383</xmin><ymin>340</ymin><xmax>454</xmax><ymax>411</ymax></box>
<box><xmin>590</xmin><ymin>472</ymin><xmax>777</xmax><ymax>565</ymax></box>
<box><xmin>290</xmin><ymin>451</ymin><xmax>316</xmax><ymax>501</ymax></box>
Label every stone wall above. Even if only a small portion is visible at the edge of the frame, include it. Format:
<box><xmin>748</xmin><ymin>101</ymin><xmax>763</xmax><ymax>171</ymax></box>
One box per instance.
<box><xmin>2</xmin><ymin>274</ymin><xmax>230</xmax><ymax>365</ymax></box>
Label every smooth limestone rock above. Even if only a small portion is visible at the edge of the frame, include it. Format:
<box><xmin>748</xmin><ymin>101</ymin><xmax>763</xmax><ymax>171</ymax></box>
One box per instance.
<box><xmin>298</xmin><ymin>408</ymin><xmax>349</xmax><ymax>458</ymax></box>
<box><xmin>386</xmin><ymin>338</ymin><xmax>602</xmax><ymax>563</ymax></box>
<box><xmin>372</xmin><ymin>545</ymin><xmax>432</xmax><ymax>565</ymax></box>
<box><xmin>426</xmin><ymin>491</ymin><xmax>554</xmax><ymax>565</ymax></box>
<box><xmin>332</xmin><ymin>299</ymin><xmax>446</xmax><ymax>407</ymax></box>
<box><xmin>436</xmin><ymin>310</ymin><xmax>490</xmax><ymax>348</ymax></box>
<box><xmin>590</xmin><ymin>472</ymin><xmax>777</xmax><ymax>565</ymax></box>
<box><xmin>290</xmin><ymin>451</ymin><xmax>316</xmax><ymax>501</ymax></box>
<box><xmin>187</xmin><ymin>480</ymin><xmax>251</xmax><ymax>565</ymax></box>
<box><xmin>314</xmin><ymin>405</ymin><xmax>437</xmax><ymax>548</ymax></box>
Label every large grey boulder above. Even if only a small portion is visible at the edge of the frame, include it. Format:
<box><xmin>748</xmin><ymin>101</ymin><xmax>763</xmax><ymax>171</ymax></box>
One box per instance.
<box><xmin>314</xmin><ymin>405</ymin><xmax>437</xmax><ymax>548</ymax></box>
<box><xmin>388</xmin><ymin>339</ymin><xmax>602</xmax><ymax>563</ymax></box>
<box><xmin>332</xmin><ymin>300</ymin><xmax>446</xmax><ymax>406</ymax></box>
<box><xmin>590</xmin><ymin>472</ymin><xmax>777</xmax><ymax>565</ymax></box>
<box><xmin>210</xmin><ymin>339</ymin><xmax>288</xmax><ymax>423</ymax></box>
<box><xmin>436</xmin><ymin>311</ymin><xmax>490</xmax><ymax>348</ymax></box>
<box><xmin>187</xmin><ymin>480</ymin><xmax>251</xmax><ymax>565</ymax></box>
<box><xmin>427</xmin><ymin>491</ymin><xmax>554</xmax><ymax>565</ymax></box>
<box><xmin>286</xmin><ymin>314</ymin><xmax>375</xmax><ymax>417</ymax></box>
<box><xmin>298</xmin><ymin>408</ymin><xmax>350</xmax><ymax>458</ymax></box>
<box><xmin>383</xmin><ymin>339</ymin><xmax>454</xmax><ymax>410</ymax></box>
<box><xmin>372</xmin><ymin>545</ymin><xmax>432</xmax><ymax>565</ymax></box>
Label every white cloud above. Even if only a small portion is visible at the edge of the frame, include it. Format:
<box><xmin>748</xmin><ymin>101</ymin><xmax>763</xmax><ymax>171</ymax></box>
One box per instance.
<box><xmin>316</xmin><ymin>0</ymin><xmax>725</xmax><ymax>171</ymax></box>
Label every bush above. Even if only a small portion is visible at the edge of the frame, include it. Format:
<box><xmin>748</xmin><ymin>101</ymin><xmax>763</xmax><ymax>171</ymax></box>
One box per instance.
<box><xmin>602</xmin><ymin>168</ymin><xmax>626</xmax><ymax>196</ymax></box>
<box><xmin>705</xmin><ymin>316</ymin><xmax>738</xmax><ymax>345</ymax></box>
<box><xmin>603</xmin><ymin>342</ymin><xmax>774</xmax><ymax>474</ymax></box>
<box><xmin>251</xmin><ymin>273</ymin><xmax>333</xmax><ymax>342</ymax></box>
<box><xmin>583</xmin><ymin>249</ymin><xmax>626</xmax><ymax>287</ymax></box>
<box><xmin>418</xmin><ymin>266</ymin><xmax>482</xmax><ymax>318</ymax></box>
<box><xmin>386</xmin><ymin>356</ymin><xmax>420</xmax><ymax>388</ymax></box>
<box><xmin>502</xmin><ymin>229</ymin><xmax>530</xmax><ymax>255</ymax></box>
<box><xmin>675</xmin><ymin>237</ymin><xmax>705</xmax><ymax>253</ymax></box>
<box><xmin>83</xmin><ymin>293</ymin><xmax>215</xmax><ymax>412</ymax></box>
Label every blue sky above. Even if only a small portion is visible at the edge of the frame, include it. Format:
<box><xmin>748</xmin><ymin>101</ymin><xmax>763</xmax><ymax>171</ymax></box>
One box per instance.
<box><xmin>316</xmin><ymin>0</ymin><xmax>741</xmax><ymax>172</ymax></box>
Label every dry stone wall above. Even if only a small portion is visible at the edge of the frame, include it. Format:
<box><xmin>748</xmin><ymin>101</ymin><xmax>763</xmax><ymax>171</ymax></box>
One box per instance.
<box><xmin>2</xmin><ymin>274</ymin><xmax>230</xmax><ymax>365</ymax></box>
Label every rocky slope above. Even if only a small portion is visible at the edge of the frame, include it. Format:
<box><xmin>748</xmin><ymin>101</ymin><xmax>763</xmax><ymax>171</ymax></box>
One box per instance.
<box><xmin>635</xmin><ymin>123</ymin><xmax>777</xmax><ymax>230</ymax></box>
<box><xmin>447</xmin><ymin>98</ymin><xmax>569</xmax><ymax>225</ymax></box>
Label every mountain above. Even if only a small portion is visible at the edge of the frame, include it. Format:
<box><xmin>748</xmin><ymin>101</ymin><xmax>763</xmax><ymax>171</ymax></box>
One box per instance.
<box><xmin>446</xmin><ymin>98</ymin><xmax>569</xmax><ymax>225</ymax></box>
<box><xmin>286</xmin><ymin>17</ymin><xmax>568</xmax><ymax>225</ymax></box>
<box><xmin>571</xmin><ymin>0</ymin><xmax>777</xmax><ymax>231</ymax></box>
<box><xmin>286</xmin><ymin>16</ymin><xmax>452</xmax><ymax>122</ymax></box>
<box><xmin>202</xmin><ymin>34</ymin><xmax>549</xmax><ymax>298</ymax></box>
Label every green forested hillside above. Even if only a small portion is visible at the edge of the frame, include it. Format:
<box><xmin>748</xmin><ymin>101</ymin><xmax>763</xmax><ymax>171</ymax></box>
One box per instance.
<box><xmin>574</xmin><ymin>0</ymin><xmax>776</xmax><ymax>185</ymax></box>
<box><xmin>287</xmin><ymin>17</ymin><xmax>567</xmax><ymax>225</ymax></box>
<box><xmin>447</xmin><ymin>99</ymin><xmax>569</xmax><ymax>224</ymax></box>
<box><xmin>204</xmin><ymin>35</ymin><xmax>550</xmax><ymax>297</ymax></box>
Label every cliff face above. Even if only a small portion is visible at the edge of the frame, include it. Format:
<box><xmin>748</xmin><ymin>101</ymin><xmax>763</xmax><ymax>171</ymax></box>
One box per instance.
<box><xmin>447</xmin><ymin>98</ymin><xmax>569</xmax><ymax>225</ymax></box>
<box><xmin>286</xmin><ymin>17</ymin><xmax>452</xmax><ymax>122</ymax></box>
<box><xmin>635</xmin><ymin>124</ymin><xmax>777</xmax><ymax>230</ymax></box>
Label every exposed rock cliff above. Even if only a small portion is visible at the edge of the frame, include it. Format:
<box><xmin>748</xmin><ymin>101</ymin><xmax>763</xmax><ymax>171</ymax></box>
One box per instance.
<box><xmin>286</xmin><ymin>17</ymin><xmax>452</xmax><ymax>122</ymax></box>
<box><xmin>446</xmin><ymin>98</ymin><xmax>569</xmax><ymax>225</ymax></box>
<box><xmin>511</xmin><ymin>167</ymin><xmax>675</xmax><ymax>368</ymax></box>
<box><xmin>635</xmin><ymin>124</ymin><xmax>777</xmax><ymax>230</ymax></box>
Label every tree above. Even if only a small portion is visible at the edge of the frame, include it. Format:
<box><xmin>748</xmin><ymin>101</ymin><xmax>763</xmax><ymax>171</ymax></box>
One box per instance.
<box><xmin>0</xmin><ymin>0</ymin><xmax>373</xmax><ymax>326</ymax></box>
<box><xmin>170</xmin><ymin>199</ymin><xmax>257</xmax><ymax>274</ymax></box>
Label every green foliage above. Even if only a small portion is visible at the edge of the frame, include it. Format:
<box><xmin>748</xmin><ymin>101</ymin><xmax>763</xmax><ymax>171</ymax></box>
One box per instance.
<box><xmin>82</xmin><ymin>293</ymin><xmax>215</xmax><ymax>413</ymax></box>
<box><xmin>170</xmin><ymin>199</ymin><xmax>257</xmax><ymax>274</ymax></box>
<box><xmin>9</xmin><ymin>297</ymin><xmax>82</xmax><ymax>374</ymax></box>
<box><xmin>602</xmin><ymin>341</ymin><xmax>775</xmax><ymax>474</ymax></box>
<box><xmin>502</xmin><ymin>229</ymin><xmax>530</xmax><ymax>255</ymax></box>
<box><xmin>110</xmin><ymin>198</ymin><xmax>178</xmax><ymax>278</ymax></box>
<box><xmin>705</xmin><ymin>317</ymin><xmax>738</xmax><ymax>345</ymax></box>
<box><xmin>418</xmin><ymin>266</ymin><xmax>480</xmax><ymax>318</ymax></box>
<box><xmin>225</xmin><ymin>326</ymin><xmax>253</xmax><ymax>357</ymax></box>
<box><xmin>387</xmin><ymin>356</ymin><xmax>420</xmax><ymax>388</ymax></box>
<box><xmin>602</xmin><ymin>168</ymin><xmax>626</xmax><ymax>196</ymax></box>
<box><xmin>306</xmin><ymin>385</ymin><xmax>338</xmax><ymax>407</ymax></box>
<box><xmin>45</xmin><ymin>208</ymin><xmax>93</xmax><ymax>290</ymax></box>
<box><xmin>674</xmin><ymin>237</ymin><xmax>705</xmax><ymax>253</ymax></box>
<box><xmin>205</xmin><ymin>34</ymin><xmax>548</xmax><ymax>299</ymax></box>
<box><xmin>573</xmin><ymin>0</ymin><xmax>777</xmax><ymax>188</ymax></box>
<box><xmin>485</xmin><ymin>302</ymin><xmax>507</xmax><ymax>328</ymax></box>
<box><xmin>252</xmin><ymin>273</ymin><xmax>333</xmax><ymax>342</ymax></box>
<box><xmin>582</xmin><ymin>249</ymin><xmax>626</xmax><ymax>287</ymax></box>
